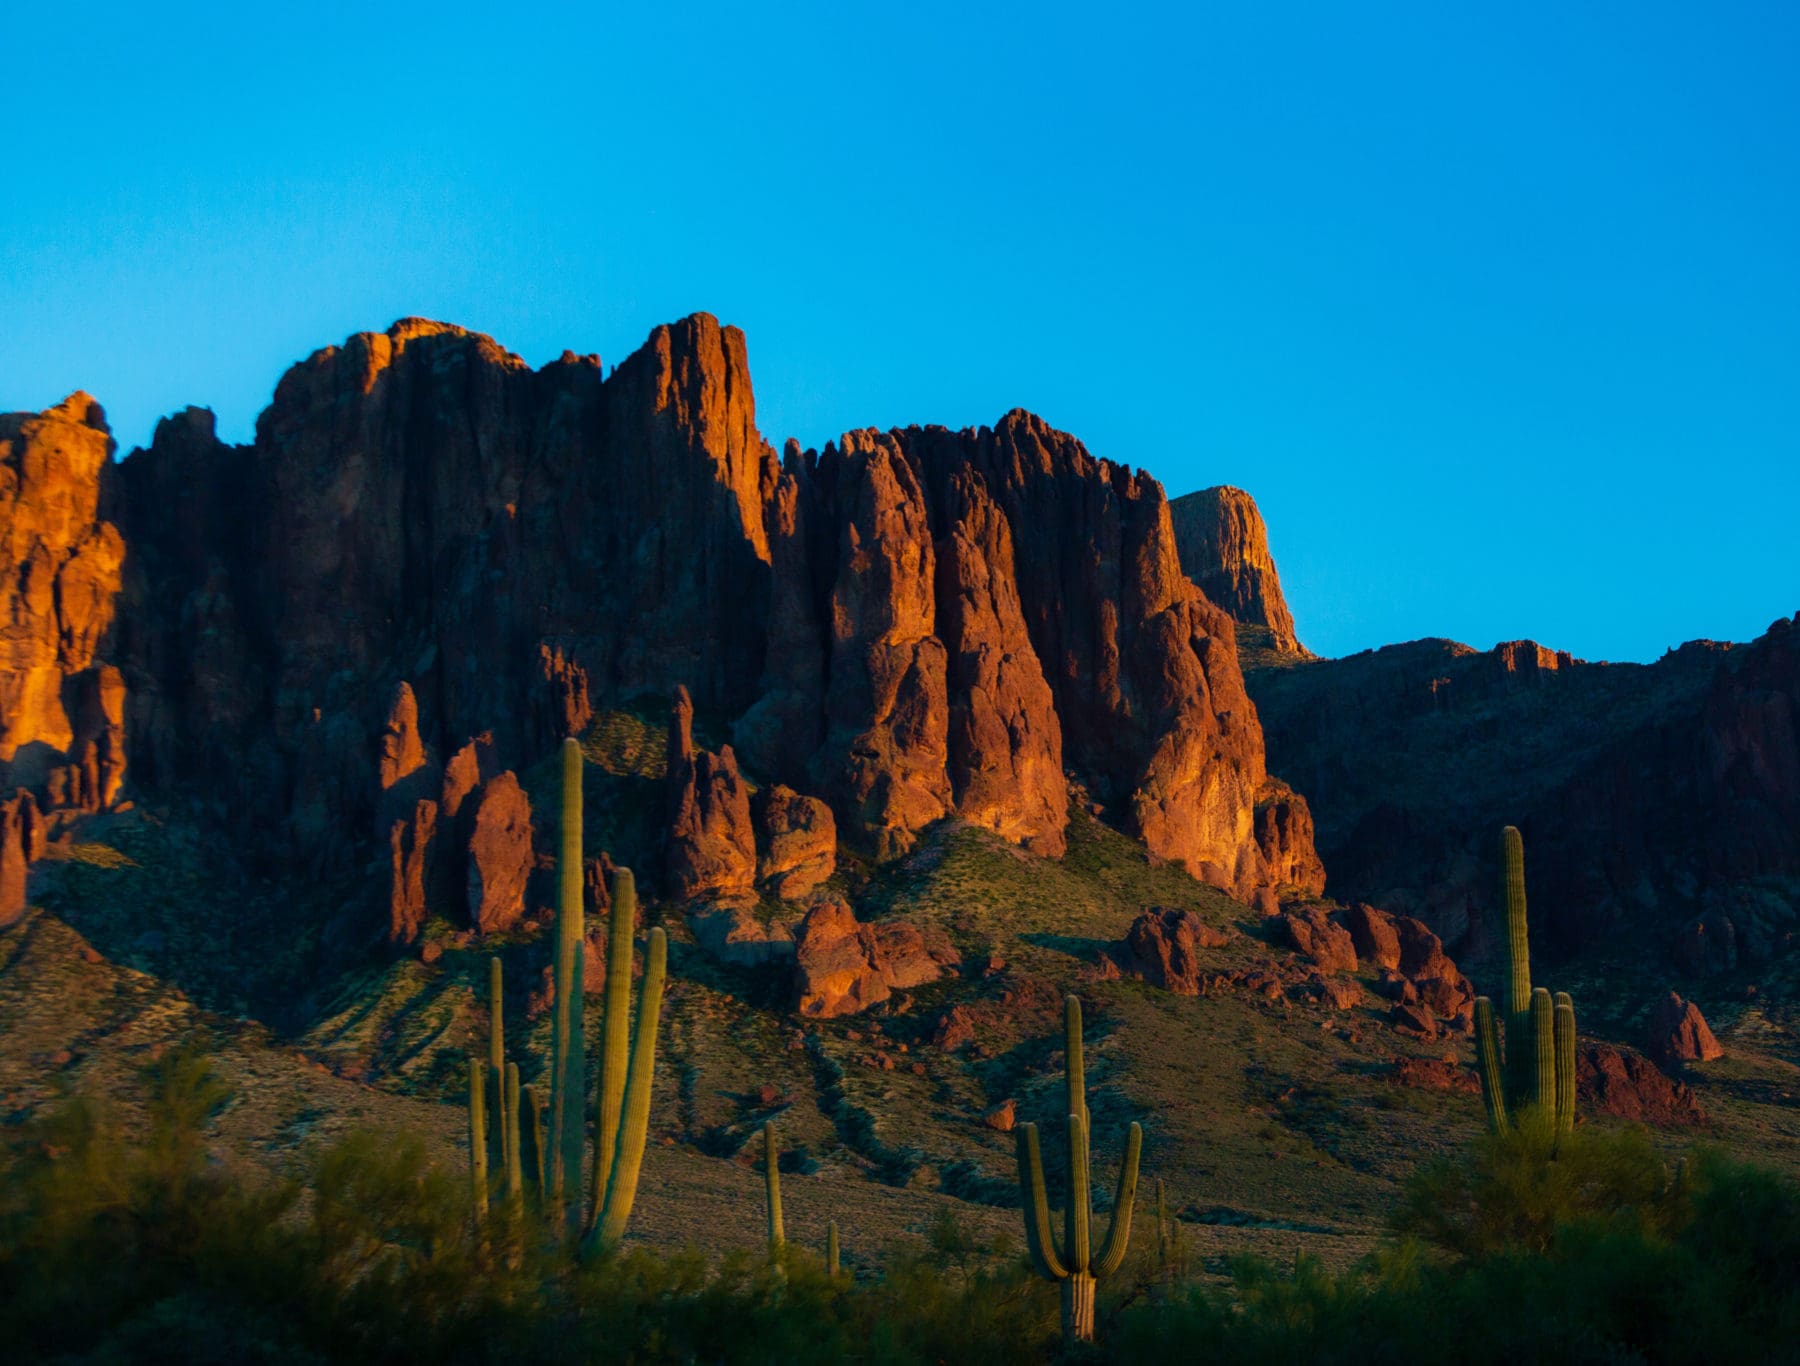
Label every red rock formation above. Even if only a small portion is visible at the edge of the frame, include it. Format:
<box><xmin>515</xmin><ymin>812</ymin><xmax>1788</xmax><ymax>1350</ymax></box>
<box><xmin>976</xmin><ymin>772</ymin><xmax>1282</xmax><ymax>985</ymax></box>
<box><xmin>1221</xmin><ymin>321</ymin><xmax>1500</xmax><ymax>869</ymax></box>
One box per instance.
<box><xmin>1648</xmin><ymin>992</ymin><xmax>1724</xmax><ymax>1064</ymax></box>
<box><xmin>1252</xmin><ymin>778</ymin><xmax>1326</xmax><ymax>894</ymax></box>
<box><xmin>1279</xmin><ymin>907</ymin><xmax>1357</xmax><ymax>974</ymax></box>
<box><xmin>466</xmin><ymin>771</ymin><xmax>532</xmax><ymax>935</ymax></box>
<box><xmin>935</xmin><ymin>468</ymin><xmax>1067</xmax><ymax>855</ymax></box>
<box><xmin>0</xmin><ymin>396</ymin><xmax>126</xmax><ymax>802</ymax></box>
<box><xmin>791</xmin><ymin>898</ymin><xmax>960</xmax><ymax>1018</ymax></box>
<box><xmin>0</xmin><ymin>789</ymin><xmax>41</xmax><ymax>929</ymax></box>
<box><xmin>534</xmin><ymin>643</ymin><xmax>592</xmax><ymax>748</ymax></box>
<box><xmin>665</xmin><ymin>686</ymin><xmax>756</xmax><ymax>901</ymax></box>
<box><xmin>754</xmin><ymin>785</ymin><xmax>836</xmax><ymax>901</ymax></box>
<box><xmin>1576</xmin><ymin>1043</ymin><xmax>1706</xmax><ymax>1126</ymax></box>
<box><xmin>379</xmin><ymin>682</ymin><xmax>429</xmax><ymax>792</ymax></box>
<box><xmin>811</xmin><ymin>433</ymin><xmax>954</xmax><ymax>859</ymax></box>
<box><xmin>1340</xmin><ymin>903</ymin><xmax>1400</xmax><ymax>971</ymax></box>
<box><xmin>1167</xmin><ymin>485</ymin><xmax>1306</xmax><ymax>655</ymax></box>
<box><xmin>387</xmin><ymin>799</ymin><xmax>437</xmax><ymax>944</ymax></box>
<box><xmin>15</xmin><ymin>314</ymin><xmax>1320</xmax><ymax>946</ymax></box>
<box><xmin>1120</xmin><ymin>906</ymin><xmax>1229</xmax><ymax>994</ymax></box>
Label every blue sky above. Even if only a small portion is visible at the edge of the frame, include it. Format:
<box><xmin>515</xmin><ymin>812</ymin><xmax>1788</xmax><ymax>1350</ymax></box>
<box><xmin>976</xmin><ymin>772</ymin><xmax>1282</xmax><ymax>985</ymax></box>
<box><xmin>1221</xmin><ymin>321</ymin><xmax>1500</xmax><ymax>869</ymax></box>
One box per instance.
<box><xmin>4</xmin><ymin>2</ymin><xmax>1795</xmax><ymax>662</ymax></box>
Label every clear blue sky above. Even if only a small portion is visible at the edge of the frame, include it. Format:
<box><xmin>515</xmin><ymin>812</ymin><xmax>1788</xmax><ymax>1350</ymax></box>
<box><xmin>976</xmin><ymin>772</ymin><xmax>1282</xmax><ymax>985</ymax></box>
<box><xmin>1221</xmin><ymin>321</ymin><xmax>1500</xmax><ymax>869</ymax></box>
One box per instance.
<box><xmin>4</xmin><ymin>3</ymin><xmax>1795</xmax><ymax>663</ymax></box>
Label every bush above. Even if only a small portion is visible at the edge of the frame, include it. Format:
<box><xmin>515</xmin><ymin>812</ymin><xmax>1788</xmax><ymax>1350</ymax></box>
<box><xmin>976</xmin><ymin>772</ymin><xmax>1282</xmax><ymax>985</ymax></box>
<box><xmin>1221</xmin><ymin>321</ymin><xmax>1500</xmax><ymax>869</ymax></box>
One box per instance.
<box><xmin>9</xmin><ymin>1055</ymin><xmax>1800</xmax><ymax>1364</ymax></box>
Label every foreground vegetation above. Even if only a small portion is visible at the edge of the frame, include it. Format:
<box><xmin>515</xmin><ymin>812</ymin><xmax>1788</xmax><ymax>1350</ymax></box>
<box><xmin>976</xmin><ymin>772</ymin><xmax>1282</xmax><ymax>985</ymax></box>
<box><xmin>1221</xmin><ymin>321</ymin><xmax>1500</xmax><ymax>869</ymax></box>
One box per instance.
<box><xmin>5</xmin><ymin>1050</ymin><xmax>1800</xmax><ymax>1364</ymax></box>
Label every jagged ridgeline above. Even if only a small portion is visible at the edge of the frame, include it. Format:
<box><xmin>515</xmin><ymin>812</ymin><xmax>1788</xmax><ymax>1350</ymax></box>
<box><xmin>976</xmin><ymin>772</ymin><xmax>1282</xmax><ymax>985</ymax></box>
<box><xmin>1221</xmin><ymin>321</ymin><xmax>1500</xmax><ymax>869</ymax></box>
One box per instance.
<box><xmin>0</xmin><ymin>314</ymin><xmax>1327</xmax><ymax>945</ymax></box>
<box><xmin>1474</xmin><ymin>827</ymin><xmax>1577</xmax><ymax>1139</ymax></box>
<box><xmin>468</xmin><ymin>740</ymin><xmax>667</xmax><ymax>1254</ymax></box>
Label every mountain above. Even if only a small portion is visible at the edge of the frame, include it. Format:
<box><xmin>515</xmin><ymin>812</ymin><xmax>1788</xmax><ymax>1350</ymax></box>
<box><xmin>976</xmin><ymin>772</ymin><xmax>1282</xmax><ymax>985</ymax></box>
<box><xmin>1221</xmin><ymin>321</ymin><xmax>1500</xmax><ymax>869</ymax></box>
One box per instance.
<box><xmin>1243</xmin><ymin>621</ymin><xmax>1800</xmax><ymax>975</ymax></box>
<box><xmin>1168</xmin><ymin>485</ymin><xmax>1308</xmax><ymax>659</ymax></box>
<box><xmin>0</xmin><ymin>315</ymin><xmax>1323</xmax><ymax>940</ymax></box>
<box><xmin>4</xmin><ymin>314</ymin><xmax>1793</xmax><ymax>1269</ymax></box>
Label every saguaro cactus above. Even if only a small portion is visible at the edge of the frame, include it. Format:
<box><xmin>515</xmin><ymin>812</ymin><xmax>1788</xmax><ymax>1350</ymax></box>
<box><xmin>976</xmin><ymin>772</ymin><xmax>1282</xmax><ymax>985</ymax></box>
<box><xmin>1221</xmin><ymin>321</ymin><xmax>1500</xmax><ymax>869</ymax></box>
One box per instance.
<box><xmin>1015</xmin><ymin>995</ymin><xmax>1142</xmax><ymax>1348</ymax></box>
<box><xmin>550</xmin><ymin>738</ymin><xmax>587</xmax><ymax>1232</ymax></box>
<box><xmin>1474</xmin><ymin>827</ymin><xmax>1578</xmax><ymax>1138</ymax></box>
<box><xmin>825</xmin><ymin>1219</ymin><xmax>840</xmax><ymax>1279</ymax></box>
<box><xmin>575</xmin><ymin>869</ymin><xmax>668</xmax><ymax>1249</ymax></box>
<box><xmin>763</xmin><ymin>1120</ymin><xmax>785</xmax><ymax>1255</ymax></box>
<box><xmin>470</xmin><ymin>737</ymin><xmax>670</xmax><ymax>1255</ymax></box>
<box><xmin>468</xmin><ymin>1058</ymin><xmax>489</xmax><ymax>1224</ymax></box>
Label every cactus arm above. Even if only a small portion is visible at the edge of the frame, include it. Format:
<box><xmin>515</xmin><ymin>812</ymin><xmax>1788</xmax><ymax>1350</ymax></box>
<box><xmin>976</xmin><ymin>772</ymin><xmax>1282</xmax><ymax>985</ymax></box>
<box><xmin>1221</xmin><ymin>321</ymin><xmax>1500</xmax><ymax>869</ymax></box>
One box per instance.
<box><xmin>763</xmin><ymin>1120</ymin><xmax>785</xmax><ymax>1251</ymax></box>
<box><xmin>468</xmin><ymin>1059</ymin><xmax>488</xmax><ymax>1223</ymax></box>
<box><xmin>550</xmin><ymin>738</ymin><xmax>586</xmax><ymax>1221</ymax></box>
<box><xmin>1091</xmin><ymin>1121</ymin><xmax>1142</xmax><ymax>1279</ymax></box>
<box><xmin>1530</xmin><ymin>987</ymin><xmax>1557</xmax><ymax>1119</ymax></box>
<box><xmin>521</xmin><ymin>1084</ymin><xmax>547</xmax><ymax>1197</ymax></box>
<box><xmin>1014</xmin><ymin>1123</ymin><xmax>1068</xmax><ymax>1281</ymax></box>
<box><xmin>1474</xmin><ymin>996</ymin><xmax>1510</xmax><ymax>1136</ymax></box>
<box><xmin>588</xmin><ymin>867</ymin><xmax>639</xmax><ymax>1233</ymax></box>
<box><xmin>591</xmin><ymin>926</ymin><xmax>668</xmax><ymax>1251</ymax></box>
<box><xmin>504</xmin><ymin>1062</ymin><xmax>523</xmax><ymax>1213</ymax></box>
<box><xmin>826</xmin><ymin>1219</ymin><xmax>840</xmax><ymax>1279</ymax></box>
<box><xmin>1554</xmin><ymin>991</ymin><xmax>1577</xmax><ymax>1136</ymax></box>
<box><xmin>1066</xmin><ymin>1112</ymin><xmax>1091</xmax><ymax>1274</ymax></box>
<box><xmin>488</xmin><ymin>957</ymin><xmax>508</xmax><ymax>1175</ymax></box>
<box><xmin>1063</xmin><ymin>996</ymin><xmax>1089</xmax><ymax>1139</ymax></box>
<box><xmin>1501</xmin><ymin>826</ymin><xmax>1534</xmax><ymax>1107</ymax></box>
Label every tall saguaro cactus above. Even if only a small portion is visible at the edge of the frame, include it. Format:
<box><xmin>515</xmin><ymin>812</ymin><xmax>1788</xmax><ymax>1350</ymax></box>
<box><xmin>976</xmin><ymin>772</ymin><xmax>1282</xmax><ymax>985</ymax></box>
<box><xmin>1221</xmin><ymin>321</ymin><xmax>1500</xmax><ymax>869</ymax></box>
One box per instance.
<box><xmin>1474</xmin><ymin>827</ymin><xmax>1578</xmax><ymax>1139</ymax></box>
<box><xmin>550</xmin><ymin>738</ymin><xmax>587</xmax><ymax>1232</ymax></box>
<box><xmin>763</xmin><ymin>1121</ymin><xmax>785</xmax><ymax>1257</ymax></box>
<box><xmin>580</xmin><ymin>866</ymin><xmax>667</xmax><ymax>1254</ymax></box>
<box><xmin>1015</xmin><ymin>995</ymin><xmax>1142</xmax><ymax>1348</ymax></box>
<box><xmin>468</xmin><ymin>1059</ymin><xmax>489</xmax><ymax>1224</ymax></box>
<box><xmin>466</xmin><ymin>737</ymin><xmax>670</xmax><ymax>1257</ymax></box>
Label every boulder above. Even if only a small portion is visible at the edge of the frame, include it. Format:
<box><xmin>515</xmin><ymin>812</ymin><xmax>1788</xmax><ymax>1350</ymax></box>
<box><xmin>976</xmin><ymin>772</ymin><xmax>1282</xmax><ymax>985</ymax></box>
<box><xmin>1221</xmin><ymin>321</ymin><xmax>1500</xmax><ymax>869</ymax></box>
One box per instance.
<box><xmin>1648</xmin><ymin>991</ymin><xmax>1724</xmax><ymax>1064</ymax></box>
<box><xmin>792</xmin><ymin>899</ymin><xmax>959</xmax><ymax>1018</ymax></box>
<box><xmin>666</xmin><ymin>686</ymin><xmax>756</xmax><ymax>901</ymax></box>
<box><xmin>754</xmin><ymin>785</ymin><xmax>837</xmax><ymax>901</ymax></box>
<box><xmin>1576</xmin><ymin>1043</ymin><xmax>1706</xmax><ymax>1125</ymax></box>
<box><xmin>689</xmin><ymin>902</ymin><xmax>798</xmax><ymax>968</ymax></box>
<box><xmin>1279</xmin><ymin>907</ymin><xmax>1357</xmax><ymax>974</ymax></box>
<box><xmin>466</xmin><ymin>772</ymin><xmax>532</xmax><ymax>935</ymax></box>
<box><xmin>1120</xmin><ymin>905</ymin><xmax>1229</xmax><ymax>995</ymax></box>
<box><xmin>1339</xmin><ymin>903</ymin><xmax>1401</xmax><ymax>971</ymax></box>
<box><xmin>0</xmin><ymin>789</ymin><xmax>41</xmax><ymax>929</ymax></box>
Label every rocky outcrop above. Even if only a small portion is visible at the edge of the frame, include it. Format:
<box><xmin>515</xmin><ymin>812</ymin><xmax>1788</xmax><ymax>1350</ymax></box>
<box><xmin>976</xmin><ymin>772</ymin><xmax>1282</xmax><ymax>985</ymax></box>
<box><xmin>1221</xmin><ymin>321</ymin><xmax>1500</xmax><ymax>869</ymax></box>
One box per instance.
<box><xmin>753</xmin><ymin>785</ymin><xmax>836</xmax><ymax>901</ymax></box>
<box><xmin>1168</xmin><ymin>485</ymin><xmax>1305</xmax><ymax>655</ymax></box>
<box><xmin>791</xmin><ymin>898</ymin><xmax>961</xmax><ymax>1018</ymax></box>
<box><xmin>1</xmin><ymin>789</ymin><xmax>41</xmax><ymax>929</ymax></box>
<box><xmin>1279</xmin><ymin>907</ymin><xmax>1357</xmax><ymax>974</ymax></box>
<box><xmin>1340</xmin><ymin>903</ymin><xmax>1400</xmax><ymax>971</ymax></box>
<box><xmin>0</xmin><ymin>396</ymin><xmax>126</xmax><ymax>805</ymax></box>
<box><xmin>466</xmin><ymin>771</ymin><xmax>532</xmax><ymax>935</ymax></box>
<box><xmin>5</xmin><ymin>314</ymin><xmax>1319</xmax><ymax>952</ymax></box>
<box><xmin>666</xmin><ymin>687</ymin><xmax>756</xmax><ymax>902</ymax></box>
<box><xmin>934</xmin><ymin>468</ymin><xmax>1067</xmax><ymax>855</ymax></box>
<box><xmin>1648</xmin><ymin>992</ymin><xmax>1724</xmax><ymax>1064</ymax></box>
<box><xmin>1252</xmin><ymin>778</ymin><xmax>1326</xmax><ymax>894</ymax></box>
<box><xmin>1120</xmin><ymin>906</ymin><xmax>1229</xmax><ymax>994</ymax></box>
<box><xmin>387</xmin><ymin>798</ymin><xmax>436</xmax><ymax>945</ymax></box>
<box><xmin>1576</xmin><ymin>1043</ymin><xmax>1706</xmax><ymax>1126</ymax></box>
<box><xmin>689</xmin><ymin>902</ymin><xmax>798</xmax><ymax>967</ymax></box>
<box><xmin>1248</xmin><ymin>616</ymin><xmax>1800</xmax><ymax>965</ymax></box>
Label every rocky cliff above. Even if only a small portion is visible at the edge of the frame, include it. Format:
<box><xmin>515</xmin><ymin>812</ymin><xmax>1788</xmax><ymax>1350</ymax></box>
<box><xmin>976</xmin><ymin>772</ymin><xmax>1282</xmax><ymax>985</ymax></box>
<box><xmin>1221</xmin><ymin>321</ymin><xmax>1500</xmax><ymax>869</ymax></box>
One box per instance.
<box><xmin>0</xmin><ymin>314</ymin><xmax>1323</xmax><ymax>939</ymax></box>
<box><xmin>1168</xmin><ymin>485</ymin><xmax>1306</xmax><ymax>657</ymax></box>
